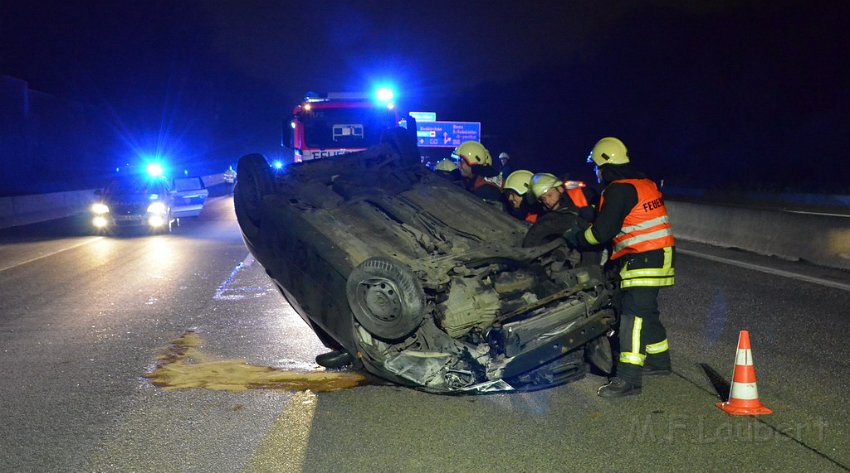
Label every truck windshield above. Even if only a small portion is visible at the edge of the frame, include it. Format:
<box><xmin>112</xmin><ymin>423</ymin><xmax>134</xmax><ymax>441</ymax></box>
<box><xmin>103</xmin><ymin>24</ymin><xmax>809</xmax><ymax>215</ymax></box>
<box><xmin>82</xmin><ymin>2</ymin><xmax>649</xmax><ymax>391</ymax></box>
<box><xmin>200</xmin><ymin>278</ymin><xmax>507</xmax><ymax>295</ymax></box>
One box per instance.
<box><xmin>301</xmin><ymin>108</ymin><xmax>397</xmax><ymax>149</ymax></box>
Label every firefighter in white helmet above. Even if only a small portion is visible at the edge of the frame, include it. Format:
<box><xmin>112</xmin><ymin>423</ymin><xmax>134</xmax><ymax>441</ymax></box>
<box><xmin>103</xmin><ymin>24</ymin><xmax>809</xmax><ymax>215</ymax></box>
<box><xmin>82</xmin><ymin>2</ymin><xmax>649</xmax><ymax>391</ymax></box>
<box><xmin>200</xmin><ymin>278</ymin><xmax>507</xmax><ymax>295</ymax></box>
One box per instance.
<box><xmin>451</xmin><ymin>141</ymin><xmax>502</xmax><ymax>202</ymax></box>
<box><xmin>564</xmin><ymin>137</ymin><xmax>676</xmax><ymax>398</ymax></box>
<box><xmin>498</xmin><ymin>151</ymin><xmax>514</xmax><ymax>181</ymax></box>
<box><xmin>502</xmin><ymin>170</ymin><xmax>540</xmax><ymax>223</ymax></box>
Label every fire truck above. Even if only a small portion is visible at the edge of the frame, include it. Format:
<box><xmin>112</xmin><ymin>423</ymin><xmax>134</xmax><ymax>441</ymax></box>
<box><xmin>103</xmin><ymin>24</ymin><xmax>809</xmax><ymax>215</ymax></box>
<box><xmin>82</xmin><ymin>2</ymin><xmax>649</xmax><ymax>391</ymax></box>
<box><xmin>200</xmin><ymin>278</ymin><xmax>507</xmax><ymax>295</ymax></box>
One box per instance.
<box><xmin>283</xmin><ymin>90</ymin><xmax>400</xmax><ymax>163</ymax></box>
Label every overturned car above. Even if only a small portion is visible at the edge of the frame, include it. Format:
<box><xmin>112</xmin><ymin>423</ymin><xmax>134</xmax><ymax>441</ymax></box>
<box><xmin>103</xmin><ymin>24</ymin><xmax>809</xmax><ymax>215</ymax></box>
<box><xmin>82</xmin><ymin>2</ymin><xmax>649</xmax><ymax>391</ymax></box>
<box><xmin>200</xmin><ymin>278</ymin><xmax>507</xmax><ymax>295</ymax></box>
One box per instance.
<box><xmin>234</xmin><ymin>129</ymin><xmax>617</xmax><ymax>394</ymax></box>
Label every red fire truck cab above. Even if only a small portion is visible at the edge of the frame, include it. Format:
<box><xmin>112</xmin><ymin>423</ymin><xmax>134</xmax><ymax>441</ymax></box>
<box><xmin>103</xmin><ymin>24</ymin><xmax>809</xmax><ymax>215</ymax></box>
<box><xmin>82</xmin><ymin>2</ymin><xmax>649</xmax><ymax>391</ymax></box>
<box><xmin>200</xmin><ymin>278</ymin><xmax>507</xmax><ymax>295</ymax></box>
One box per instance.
<box><xmin>283</xmin><ymin>91</ymin><xmax>400</xmax><ymax>163</ymax></box>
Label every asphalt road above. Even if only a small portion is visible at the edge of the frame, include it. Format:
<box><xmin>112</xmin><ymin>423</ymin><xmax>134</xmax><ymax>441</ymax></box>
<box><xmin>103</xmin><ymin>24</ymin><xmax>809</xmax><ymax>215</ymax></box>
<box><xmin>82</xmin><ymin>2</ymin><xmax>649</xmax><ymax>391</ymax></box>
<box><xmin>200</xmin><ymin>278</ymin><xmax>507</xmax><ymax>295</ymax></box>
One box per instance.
<box><xmin>1</xmin><ymin>195</ymin><xmax>849</xmax><ymax>472</ymax></box>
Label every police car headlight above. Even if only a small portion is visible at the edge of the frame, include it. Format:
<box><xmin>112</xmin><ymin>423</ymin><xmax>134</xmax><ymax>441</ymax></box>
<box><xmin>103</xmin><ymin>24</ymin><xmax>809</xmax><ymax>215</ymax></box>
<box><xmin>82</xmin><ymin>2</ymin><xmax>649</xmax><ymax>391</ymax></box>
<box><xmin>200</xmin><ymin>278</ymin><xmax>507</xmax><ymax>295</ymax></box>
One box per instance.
<box><xmin>147</xmin><ymin>202</ymin><xmax>167</xmax><ymax>215</ymax></box>
<box><xmin>148</xmin><ymin>215</ymin><xmax>165</xmax><ymax>227</ymax></box>
<box><xmin>92</xmin><ymin>216</ymin><xmax>108</xmax><ymax>228</ymax></box>
<box><xmin>91</xmin><ymin>203</ymin><xmax>110</xmax><ymax>214</ymax></box>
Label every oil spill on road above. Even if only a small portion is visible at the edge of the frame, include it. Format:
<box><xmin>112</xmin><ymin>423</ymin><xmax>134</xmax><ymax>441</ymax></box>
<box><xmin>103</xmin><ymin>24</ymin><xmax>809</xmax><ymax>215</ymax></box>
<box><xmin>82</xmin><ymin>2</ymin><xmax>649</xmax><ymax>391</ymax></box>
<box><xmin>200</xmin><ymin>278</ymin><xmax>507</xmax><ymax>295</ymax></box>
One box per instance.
<box><xmin>144</xmin><ymin>331</ymin><xmax>368</xmax><ymax>393</ymax></box>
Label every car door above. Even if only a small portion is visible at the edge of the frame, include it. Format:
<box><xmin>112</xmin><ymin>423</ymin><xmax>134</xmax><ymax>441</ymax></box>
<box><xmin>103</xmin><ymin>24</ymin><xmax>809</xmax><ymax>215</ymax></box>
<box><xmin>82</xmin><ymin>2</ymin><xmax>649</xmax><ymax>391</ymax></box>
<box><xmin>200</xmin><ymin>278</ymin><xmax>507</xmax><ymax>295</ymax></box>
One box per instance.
<box><xmin>170</xmin><ymin>177</ymin><xmax>209</xmax><ymax>218</ymax></box>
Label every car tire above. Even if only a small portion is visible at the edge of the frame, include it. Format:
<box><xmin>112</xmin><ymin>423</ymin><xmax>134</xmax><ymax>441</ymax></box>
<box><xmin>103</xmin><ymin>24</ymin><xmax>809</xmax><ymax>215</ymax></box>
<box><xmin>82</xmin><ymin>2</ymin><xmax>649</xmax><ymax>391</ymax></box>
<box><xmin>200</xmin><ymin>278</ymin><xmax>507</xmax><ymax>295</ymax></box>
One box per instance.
<box><xmin>235</xmin><ymin>154</ymin><xmax>274</xmax><ymax>238</ymax></box>
<box><xmin>346</xmin><ymin>257</ymin><xmax>425</xmax><ymax>340</ymax></box>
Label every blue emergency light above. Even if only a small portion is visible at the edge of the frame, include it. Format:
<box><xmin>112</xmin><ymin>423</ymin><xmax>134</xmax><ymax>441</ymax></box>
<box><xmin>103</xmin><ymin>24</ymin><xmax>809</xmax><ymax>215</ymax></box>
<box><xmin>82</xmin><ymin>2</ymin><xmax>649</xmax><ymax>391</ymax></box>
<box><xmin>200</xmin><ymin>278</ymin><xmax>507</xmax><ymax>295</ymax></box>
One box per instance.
<box><xmin>374</xmin><ymin>87</ymin><xmax>395</xmax><ymax>103</ymax></box>
<box><xmin>272</xmin><ymin>160</ymin><xmax>284</xmax><ymax>170</ymax></box>
<box><xmin>146</xmin><ymin>163</ymin><xmax>164</xmax><ymax>177</ymax></box>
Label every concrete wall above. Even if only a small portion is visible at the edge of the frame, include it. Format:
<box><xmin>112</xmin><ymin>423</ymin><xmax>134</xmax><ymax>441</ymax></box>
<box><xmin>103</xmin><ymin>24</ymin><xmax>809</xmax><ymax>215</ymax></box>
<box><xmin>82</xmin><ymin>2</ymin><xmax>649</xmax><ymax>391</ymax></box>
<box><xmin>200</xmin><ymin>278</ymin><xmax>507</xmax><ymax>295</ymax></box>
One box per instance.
<box><xmin>0</xmin><ymin>174</ymin><xmax>225</xmax><ymax>229</ymax></box>
<box><xmin>0</xmin><ymin>189</ymin><xmax>98</xmax><ymax>228</ymax></box>
<box><xmin>2</xmin><ymin>183</ymin><xmax>849</xmax><ymax>273</ymax></box>
<box><xmin>667</xmin><ymin>200</ymin><xmax>850</xmax><ymax>271</ymax></box>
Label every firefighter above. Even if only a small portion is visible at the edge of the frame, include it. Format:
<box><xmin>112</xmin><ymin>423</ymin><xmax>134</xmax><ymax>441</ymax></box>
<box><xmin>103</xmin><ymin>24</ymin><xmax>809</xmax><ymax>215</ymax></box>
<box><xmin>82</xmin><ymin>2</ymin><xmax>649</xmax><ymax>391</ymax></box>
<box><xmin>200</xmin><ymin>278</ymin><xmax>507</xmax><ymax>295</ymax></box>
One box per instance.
<box><xmin>498</xmin><ymin>152</ymin><xmax>514</xmax><ymax>181</ymax></box>
<box><xmin>523</xmin><ymin>173</ymin><xmax>602</xmax><ymax>267</ymax></box>
<box><xmin>435</xmin><ymin>158</ymin><xmax>457</xmax><ymax>173</ymax></box>
<box><xmin>530</xmin><ymin>173</ymin><xmax>597</xmax><ymax>223</ymax></box>
<box><xmin>434</xmin><ymin>158</ymin><xmax>462</xmax><ymax>183</ymax></box>
<box><xmin>502</xmin><ymin>170</ymin><xmax>540</xmax><ymax>223</ymax></box>
<box><xmin>563</xmin><ymin>137</ymin><xmax>675</xmax><ymax>398</ymax></box>
<box><xmin>451</xmin><ymin>141</ymin><xmax>502</xmax><ymax>202</ymax></box>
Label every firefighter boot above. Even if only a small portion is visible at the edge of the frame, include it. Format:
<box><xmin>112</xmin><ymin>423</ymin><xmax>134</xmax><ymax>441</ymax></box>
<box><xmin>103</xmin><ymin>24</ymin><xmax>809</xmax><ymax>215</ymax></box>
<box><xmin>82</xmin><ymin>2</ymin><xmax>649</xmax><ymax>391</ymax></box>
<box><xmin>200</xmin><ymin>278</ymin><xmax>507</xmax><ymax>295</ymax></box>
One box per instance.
<box><xmin>644</xmin><ymin>351</ymin><xmax>672</xmax><ymax>376</ymax></box>
<box><xmin>597</xmin><ymin>377</ymin><xmax>642</xmax><ymax>398</ymax></box>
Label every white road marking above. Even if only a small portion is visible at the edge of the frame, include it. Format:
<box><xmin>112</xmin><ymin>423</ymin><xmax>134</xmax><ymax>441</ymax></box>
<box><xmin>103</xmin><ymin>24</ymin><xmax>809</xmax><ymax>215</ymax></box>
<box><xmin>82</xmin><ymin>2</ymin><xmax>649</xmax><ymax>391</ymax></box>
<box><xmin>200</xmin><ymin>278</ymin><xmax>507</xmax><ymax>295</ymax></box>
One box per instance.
<box><xmin>679</xmin><ymin>248</ymin><xmax>850</xmax><ymax>292</ymax></box>
<box><xmin>214</xmin><ymin>253</ymin><xmax>269</xmax><ymax>300</ymax></box>
<box><xmin>782</xmin><ymin>209</ymin><xmax>850</xmax><ymax>218</ymax></box>
<box><xmin>0</xmin><ymin>237</ymin><xmax>103</xmax><ymax>272</ymax></box>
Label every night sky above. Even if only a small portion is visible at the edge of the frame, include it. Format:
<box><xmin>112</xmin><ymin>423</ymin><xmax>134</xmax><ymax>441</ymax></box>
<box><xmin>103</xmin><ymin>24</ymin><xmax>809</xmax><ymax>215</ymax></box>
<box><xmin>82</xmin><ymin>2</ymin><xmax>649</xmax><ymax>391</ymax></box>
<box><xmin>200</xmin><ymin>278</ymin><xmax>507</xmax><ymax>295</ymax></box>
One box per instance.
<box><xmin>2</xmin><ymin>0</ymin><xmax>848</xmax><ymax>194</ymax></box>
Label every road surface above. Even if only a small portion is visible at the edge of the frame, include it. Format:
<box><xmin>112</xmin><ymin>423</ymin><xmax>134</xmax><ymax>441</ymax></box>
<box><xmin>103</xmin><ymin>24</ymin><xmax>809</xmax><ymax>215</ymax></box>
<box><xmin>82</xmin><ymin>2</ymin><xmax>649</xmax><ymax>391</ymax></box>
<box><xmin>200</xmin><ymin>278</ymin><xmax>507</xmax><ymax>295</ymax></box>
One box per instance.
<box><xmin>1</xmin><ymin>195</ymin><xmax>848</xmax><ymax>472</ymax></box>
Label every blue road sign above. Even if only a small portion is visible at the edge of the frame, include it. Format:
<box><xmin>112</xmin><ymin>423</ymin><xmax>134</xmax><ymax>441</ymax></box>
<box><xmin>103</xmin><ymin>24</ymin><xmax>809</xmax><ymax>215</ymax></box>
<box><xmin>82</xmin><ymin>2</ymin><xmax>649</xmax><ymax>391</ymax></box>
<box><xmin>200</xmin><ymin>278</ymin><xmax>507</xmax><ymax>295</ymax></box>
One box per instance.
<box><xmin>416</xmin><ymin>121</ymin><xmax>481</xmax><ymax>148</ymax></box>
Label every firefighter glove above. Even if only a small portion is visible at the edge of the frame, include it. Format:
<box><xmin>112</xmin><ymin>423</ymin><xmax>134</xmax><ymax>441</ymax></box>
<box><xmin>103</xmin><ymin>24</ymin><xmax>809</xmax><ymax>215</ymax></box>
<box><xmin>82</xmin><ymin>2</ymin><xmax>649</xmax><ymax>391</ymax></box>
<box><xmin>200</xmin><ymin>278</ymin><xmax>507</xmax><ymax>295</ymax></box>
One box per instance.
<box><xmin>563</xmin><ymin>222</ymin><xmax>583</xmax><ymax>248</ymax></box>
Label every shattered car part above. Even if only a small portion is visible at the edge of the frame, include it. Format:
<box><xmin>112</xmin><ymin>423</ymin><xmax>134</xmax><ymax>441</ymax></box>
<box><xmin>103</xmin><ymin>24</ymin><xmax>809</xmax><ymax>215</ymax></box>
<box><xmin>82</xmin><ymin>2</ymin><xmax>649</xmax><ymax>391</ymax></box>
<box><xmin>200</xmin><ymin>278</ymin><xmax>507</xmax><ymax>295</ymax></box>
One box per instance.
<box><xmin>234</xmin><ymin>128</ymin><xmax>617</xmax><ymax>393</ymax></box>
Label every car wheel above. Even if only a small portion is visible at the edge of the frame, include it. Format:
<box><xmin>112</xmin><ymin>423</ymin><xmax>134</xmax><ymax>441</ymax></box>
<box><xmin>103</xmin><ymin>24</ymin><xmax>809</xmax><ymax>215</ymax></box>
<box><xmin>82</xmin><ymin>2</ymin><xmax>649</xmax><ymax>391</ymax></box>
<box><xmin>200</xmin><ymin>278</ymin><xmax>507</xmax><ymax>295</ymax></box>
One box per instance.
<box><xmin>346</xmin><ymin>257</ymin><xmax>425</xmax><ymax>340</ymax></box>
<box><xmin>235</xmin><ymin>154</ymin><xmax>274</xmax><ymax>238</ymax></box>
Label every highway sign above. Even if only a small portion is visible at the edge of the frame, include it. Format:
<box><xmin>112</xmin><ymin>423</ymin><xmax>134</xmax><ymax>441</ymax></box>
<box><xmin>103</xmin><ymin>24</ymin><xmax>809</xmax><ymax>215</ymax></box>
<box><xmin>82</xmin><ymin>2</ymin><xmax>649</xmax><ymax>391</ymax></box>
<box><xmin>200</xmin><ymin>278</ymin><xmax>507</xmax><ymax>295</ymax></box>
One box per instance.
<box><xmin>416</xmin><ymin>121</ymin><xmax>481</xmax><ymax>148</ymax></box>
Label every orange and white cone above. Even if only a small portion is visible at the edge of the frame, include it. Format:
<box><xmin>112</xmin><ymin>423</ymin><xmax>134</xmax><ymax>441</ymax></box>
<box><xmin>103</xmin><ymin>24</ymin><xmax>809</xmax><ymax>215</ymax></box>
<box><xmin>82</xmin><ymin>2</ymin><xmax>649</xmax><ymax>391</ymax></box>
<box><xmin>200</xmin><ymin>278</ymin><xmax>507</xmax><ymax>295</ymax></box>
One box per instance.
<box><xmin>716</xmin><ymin>330</ymin><xmax>773</xmax><ymax>416</ymax></box>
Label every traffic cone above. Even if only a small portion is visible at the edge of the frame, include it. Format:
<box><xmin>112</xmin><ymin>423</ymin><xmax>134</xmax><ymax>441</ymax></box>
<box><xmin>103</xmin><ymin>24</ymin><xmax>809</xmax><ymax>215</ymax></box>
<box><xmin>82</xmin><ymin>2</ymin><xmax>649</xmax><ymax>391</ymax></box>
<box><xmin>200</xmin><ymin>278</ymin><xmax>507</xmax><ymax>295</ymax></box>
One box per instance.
<box><xmin>716</xmin><ymin>330</ymin><xmax>773</xmax><ymax>416</ymax></box>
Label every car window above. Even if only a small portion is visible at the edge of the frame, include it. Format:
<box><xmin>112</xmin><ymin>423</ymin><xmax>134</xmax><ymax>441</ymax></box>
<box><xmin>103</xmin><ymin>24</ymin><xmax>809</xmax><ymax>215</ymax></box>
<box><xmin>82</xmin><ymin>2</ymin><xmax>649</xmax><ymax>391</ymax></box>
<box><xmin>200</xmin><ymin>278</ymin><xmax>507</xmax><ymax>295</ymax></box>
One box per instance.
<box><xmin>172</xmin><ymin>177</ymin><xmax>205</xmax><ymax>192</ymax></box>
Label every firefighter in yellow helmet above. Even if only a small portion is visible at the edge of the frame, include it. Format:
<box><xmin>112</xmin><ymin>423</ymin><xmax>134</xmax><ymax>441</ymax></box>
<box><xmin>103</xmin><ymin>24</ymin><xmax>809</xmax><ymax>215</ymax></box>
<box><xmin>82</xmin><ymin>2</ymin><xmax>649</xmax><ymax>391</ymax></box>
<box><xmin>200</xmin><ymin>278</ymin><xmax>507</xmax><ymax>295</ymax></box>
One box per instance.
<box><xmin>530</xmin><ymin>173</ymin><xmax>597</xmax><ymax>222</ymax></box>
<box><xmin>522</xmin><ymin>173</ymin><xmax>602</xmax><ymax>267</ymax></box>
<box><xmin>435</xmin><ymin>159</ymin><xmax>457</xmax><ymax>172</ymax></box>
<box><xmin>502</xmin><ymin>170</ymin><xmax>539</xmax><ymax>223</ymax></box>
<box><xmin>563</xmin><ymin>137</ymin><xmax>676</xmax><ymax>398</ymax></box>
<box><xmin>434</xmin><ymin>158</ymin><xmax>462</xmax><ymax>183</ymax></box>
<box><xmin>451</xmin><ymin>141</ymin><xmax>502</xmax><ymax>202</ymax></box>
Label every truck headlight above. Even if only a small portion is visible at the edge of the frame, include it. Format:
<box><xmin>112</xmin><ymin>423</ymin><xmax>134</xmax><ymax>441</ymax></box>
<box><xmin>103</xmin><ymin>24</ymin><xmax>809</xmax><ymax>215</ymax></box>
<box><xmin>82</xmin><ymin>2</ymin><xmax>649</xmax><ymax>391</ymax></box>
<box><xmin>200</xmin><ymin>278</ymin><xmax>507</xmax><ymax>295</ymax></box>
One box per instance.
<box><xmin>147</xmin><ymin>202</ymin><xmax>167</xmax><ymax>215</ymax></box>
<box><xmin>91</xmin><ymin>203</ymin><xmax>110</xmax><ymax>214</ymax></box>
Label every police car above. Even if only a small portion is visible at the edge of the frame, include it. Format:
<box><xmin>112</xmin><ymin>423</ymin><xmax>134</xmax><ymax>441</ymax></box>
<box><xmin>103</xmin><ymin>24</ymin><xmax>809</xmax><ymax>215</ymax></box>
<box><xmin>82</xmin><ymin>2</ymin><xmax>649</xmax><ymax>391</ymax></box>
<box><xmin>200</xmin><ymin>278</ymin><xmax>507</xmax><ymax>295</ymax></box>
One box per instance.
<box><xmin>91</xmin><ymin>174</ymin><xmax>175</xmax><ymax>233</ymax></box>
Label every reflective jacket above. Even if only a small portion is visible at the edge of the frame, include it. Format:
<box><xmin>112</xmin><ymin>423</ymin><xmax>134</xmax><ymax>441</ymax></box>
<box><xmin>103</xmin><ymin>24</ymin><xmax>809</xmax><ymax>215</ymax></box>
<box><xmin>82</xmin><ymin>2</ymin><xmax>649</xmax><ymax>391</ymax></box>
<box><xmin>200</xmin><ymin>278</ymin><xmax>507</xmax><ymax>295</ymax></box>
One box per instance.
<box><xmin>565</xmin><ymin>187</ymin><xmax>589</xmax><ymax>208</ymax></box>
<box><xmin>602</xmin><ymin>179</ymin><xmax>674</xmax><ymax>260</ymax></box>
<box><xmin>470</xmin><ymin>176</ymin><xmax>503</xmax><ymax>202</ymax></box>
<box><xmin>583</xmin><ymin>178</ymin><xmax>675</xmax><ymax>288</ymax></box>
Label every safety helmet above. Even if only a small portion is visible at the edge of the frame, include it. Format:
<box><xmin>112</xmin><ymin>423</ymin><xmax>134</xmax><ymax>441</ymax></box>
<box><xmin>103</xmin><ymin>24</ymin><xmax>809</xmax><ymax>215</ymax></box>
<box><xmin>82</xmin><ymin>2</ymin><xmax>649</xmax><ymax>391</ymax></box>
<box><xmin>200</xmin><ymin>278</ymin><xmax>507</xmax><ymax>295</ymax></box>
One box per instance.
<box><xmin>434</xmin><ymin>159</ymin><xmax>457</xmax><ymax>172</ymax></box>
<box><xmin>498</xmin><ymin>152</ymin><xmax>510</xmax><ymax>161</ymax></box>
<box><xmin>451</xmin><ymin>141</ymin><xmax>492</xmax><ymax>167</ymax></box>
<box><xmin>587</xmin><ymin>137</ymin><xmax>629</xmax><ymax>166</ymax></box>
<box><xmin>530</xmin><ymin>173</ymin><xmax>563</xmax><ymax>199</ymax></box>
<box><xmin>503</xmin><ymin>170</ymin><xmax>533</xmax><ymax>195</ymax></box>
